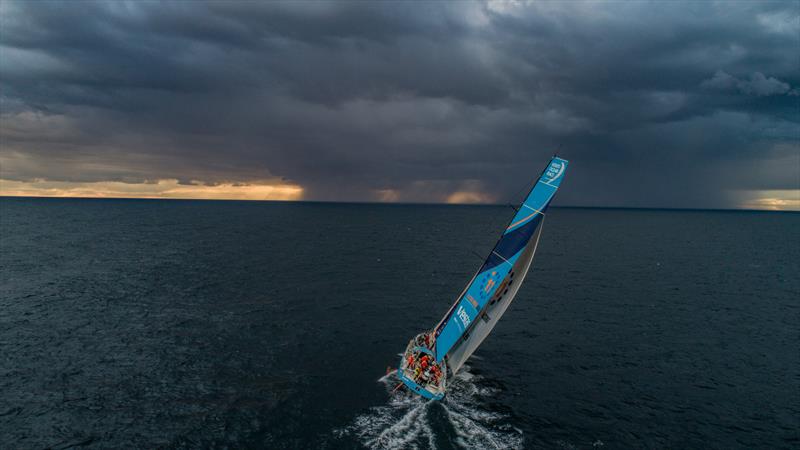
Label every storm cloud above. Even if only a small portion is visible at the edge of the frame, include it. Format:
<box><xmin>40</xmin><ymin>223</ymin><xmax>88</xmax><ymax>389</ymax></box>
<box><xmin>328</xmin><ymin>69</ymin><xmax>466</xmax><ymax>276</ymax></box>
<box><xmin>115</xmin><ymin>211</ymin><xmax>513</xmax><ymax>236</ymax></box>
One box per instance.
<box><xmin>1</xmin><ymin>1</ymin><xmax>798</xmax><ymax>208</ymax></box>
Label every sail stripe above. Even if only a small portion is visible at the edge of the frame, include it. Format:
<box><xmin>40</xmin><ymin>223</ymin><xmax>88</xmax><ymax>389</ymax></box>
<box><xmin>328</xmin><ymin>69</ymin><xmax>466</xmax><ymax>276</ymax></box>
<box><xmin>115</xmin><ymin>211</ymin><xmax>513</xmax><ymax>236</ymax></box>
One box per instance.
<box><xmin>538</xmin><ymin>180</ymin><xmax>558</xmax><ymax>188</ymax></box>
<box><xmin>506</xmin><ymin>211</ymin><xmax>538</xmax><ymax>231</ymax></box>
<box><xmin>521</xmin><ymin>203</ymin><xmax>544</xmax><ymax>214</ymax></box>
<box><xmin>491</xmin><ymin>251</ymin><xmax>513</xmax><ymax>266</ymax></box>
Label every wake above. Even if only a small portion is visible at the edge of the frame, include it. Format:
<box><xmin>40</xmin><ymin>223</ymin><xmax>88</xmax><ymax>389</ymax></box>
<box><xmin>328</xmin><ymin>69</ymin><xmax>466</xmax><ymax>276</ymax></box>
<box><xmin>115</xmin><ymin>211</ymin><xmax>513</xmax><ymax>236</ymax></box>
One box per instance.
<box><xmin>336</xmin><ymin>366</ymin><xmax>523</xmax><ymax>450</ymax></box>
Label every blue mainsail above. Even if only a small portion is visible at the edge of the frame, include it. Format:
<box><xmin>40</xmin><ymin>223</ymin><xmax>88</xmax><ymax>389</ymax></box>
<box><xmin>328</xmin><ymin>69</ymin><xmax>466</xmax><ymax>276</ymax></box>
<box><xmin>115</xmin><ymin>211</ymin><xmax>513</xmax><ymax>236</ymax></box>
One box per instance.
<box><xmin>433</xmin><ymin>156</ymin><xmax>568</xmax><ymax>362</ymax></box>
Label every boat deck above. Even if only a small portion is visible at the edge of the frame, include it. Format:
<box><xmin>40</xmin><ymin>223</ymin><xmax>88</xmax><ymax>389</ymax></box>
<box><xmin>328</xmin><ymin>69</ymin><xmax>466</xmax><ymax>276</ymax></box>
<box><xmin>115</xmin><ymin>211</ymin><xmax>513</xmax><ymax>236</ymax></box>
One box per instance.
<box><xmin>397</xmin><ymin>334</ymin><xmax>446</xmax><ymax>400</ymax></box>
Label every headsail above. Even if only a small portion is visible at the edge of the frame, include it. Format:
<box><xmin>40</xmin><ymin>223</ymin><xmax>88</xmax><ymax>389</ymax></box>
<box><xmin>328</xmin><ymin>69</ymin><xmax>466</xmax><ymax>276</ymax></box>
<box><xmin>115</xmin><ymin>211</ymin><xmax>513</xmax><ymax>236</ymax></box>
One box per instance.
<box><xmin>433</xmin><ymin>156</ymin><xmax>568</xmax><ymax>363</ymax></box>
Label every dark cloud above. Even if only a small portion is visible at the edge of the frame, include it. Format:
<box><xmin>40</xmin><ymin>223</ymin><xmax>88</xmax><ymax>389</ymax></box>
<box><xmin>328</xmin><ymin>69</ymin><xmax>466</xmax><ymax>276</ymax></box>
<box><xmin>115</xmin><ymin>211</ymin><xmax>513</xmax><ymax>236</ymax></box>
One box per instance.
<box><xmin>702</xmin><ymin>70</ymin><xmax>796</xmax><ymax>97</ymax></box>
<box><xmin>1</xmin><ymin>0</ymin><xmax>798</xmax><ymax>207</ymax></box>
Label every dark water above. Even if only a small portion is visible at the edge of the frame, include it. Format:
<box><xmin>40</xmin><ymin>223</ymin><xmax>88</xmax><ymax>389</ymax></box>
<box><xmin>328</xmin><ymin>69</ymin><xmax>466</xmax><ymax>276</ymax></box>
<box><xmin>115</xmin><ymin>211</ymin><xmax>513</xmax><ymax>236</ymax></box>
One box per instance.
<box><xmin>1</xmin><ymin>198</ymin><xmax>798</xmax><ymax>449</ymax></box>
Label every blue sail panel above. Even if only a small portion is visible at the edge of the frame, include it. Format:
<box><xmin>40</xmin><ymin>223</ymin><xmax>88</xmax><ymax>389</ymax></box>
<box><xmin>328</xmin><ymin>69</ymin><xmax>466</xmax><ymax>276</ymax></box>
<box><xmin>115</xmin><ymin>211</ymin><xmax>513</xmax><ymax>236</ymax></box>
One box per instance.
<box><xmin>504</xmin><ymin>158</ymin><xmax>567</xmax><ymax>233</ymax></box>
<box><xmin>433</xmin><ymin>157</ymin><xmax>568</xmax><ymax>362</ymax></box>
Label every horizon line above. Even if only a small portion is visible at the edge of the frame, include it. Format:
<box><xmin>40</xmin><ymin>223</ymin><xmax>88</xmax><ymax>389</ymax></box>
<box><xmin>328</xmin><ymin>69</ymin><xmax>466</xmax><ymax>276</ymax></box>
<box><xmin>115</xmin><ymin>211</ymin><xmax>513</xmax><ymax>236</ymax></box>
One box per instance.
<box><xmin>2</xmin><ymin>194</ymin><xmax>798</xmax><ymax>214</ymax></box>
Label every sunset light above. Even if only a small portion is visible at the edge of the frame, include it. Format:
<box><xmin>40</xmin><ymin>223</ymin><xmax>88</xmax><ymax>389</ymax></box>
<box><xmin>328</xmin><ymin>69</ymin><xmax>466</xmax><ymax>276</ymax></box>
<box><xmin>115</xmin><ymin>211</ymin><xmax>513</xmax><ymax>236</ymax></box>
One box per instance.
<box><xmin>0</xmin><ymin>179</ymin><xmax>304</xmax><ymax>201</ymax></box>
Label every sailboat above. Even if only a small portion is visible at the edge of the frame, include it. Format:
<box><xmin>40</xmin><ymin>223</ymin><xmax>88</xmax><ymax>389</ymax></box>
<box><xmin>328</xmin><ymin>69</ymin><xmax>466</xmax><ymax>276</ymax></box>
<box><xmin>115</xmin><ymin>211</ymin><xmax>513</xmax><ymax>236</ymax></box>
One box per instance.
<box><xmin>396</xmin><ymin>156</ymin><xmax>569</xmax><ymax>400</ymax></box>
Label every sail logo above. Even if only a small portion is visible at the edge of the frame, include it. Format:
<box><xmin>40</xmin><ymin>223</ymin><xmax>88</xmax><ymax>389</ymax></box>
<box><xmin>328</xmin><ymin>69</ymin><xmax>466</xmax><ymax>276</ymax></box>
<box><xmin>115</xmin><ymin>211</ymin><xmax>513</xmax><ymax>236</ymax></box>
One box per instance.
<box><xmin>545</xmin><ymin>161</ymin><xmax>564</xmax><ymax>182</ymax></box>
<box><xmin>478</xmin><ymin>270</ymin><xmax>500</xmax><ymax>300</ymax></box>
<box><xmin>457</xmin><ymin>306</ymin><xmax>471</xmax><ymax>328</ymax></box>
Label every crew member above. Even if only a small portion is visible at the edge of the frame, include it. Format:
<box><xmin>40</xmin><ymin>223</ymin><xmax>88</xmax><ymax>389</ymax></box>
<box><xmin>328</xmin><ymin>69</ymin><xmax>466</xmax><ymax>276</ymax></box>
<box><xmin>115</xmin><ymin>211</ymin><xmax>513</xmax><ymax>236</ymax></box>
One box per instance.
<box><xmin>431</xmin><ymin>364</ymin><xmax>441</xmax><ymax>384</ymax></box>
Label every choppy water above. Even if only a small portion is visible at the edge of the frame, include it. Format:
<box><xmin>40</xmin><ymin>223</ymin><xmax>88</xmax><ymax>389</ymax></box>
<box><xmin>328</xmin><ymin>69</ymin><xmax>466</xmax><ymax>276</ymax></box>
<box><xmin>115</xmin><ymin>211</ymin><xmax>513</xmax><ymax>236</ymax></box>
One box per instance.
<box><xmin>1</xmin><ymin>198</ymin><xmax>798</xmax><ymax>449</ymax></box>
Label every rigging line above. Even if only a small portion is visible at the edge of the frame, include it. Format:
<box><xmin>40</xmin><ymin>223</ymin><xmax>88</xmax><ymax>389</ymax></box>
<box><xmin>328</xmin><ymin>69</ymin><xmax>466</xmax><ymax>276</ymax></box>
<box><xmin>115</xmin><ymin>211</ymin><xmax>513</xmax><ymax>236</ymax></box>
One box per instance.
<box><xmin>508</xmin><ymin>176</ymin><xmax>536</xmax><ymax>206</ymax></box>
<box><xmin>470</xmin><ymin>250</ymin><xmax>485</xmax><ymax>262</ymax></box>
<box><xmin>508</xmin><ymin>165</ymin><xmax>543</xmax><ymax>205</ymax></box>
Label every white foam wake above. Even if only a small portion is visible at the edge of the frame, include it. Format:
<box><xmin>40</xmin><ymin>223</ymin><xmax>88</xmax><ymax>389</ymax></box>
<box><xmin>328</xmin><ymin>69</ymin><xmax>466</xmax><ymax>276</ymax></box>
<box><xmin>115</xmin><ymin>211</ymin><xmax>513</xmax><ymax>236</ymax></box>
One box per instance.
<box><xmin>336</xmin><ymin>367</ymin><xmax>523</xmax><ymax>449</ymax></box>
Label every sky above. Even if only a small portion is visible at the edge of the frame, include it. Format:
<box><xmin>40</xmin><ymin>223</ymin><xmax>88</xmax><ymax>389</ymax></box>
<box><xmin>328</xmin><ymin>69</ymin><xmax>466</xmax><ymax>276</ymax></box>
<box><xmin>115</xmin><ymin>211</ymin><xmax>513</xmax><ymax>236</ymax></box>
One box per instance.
<box><xmin>1</xmin><ymin>1</ymin><xmax>798</xmax><ymax>210</ymax></box>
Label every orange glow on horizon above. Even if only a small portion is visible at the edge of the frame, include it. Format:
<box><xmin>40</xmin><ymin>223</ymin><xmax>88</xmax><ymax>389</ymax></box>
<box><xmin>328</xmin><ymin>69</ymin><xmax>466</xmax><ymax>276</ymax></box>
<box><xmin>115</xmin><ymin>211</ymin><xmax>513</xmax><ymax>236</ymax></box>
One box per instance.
<box><xmin>445</xmin><ymin>190</ymin><xmax>495</xmax><ymax>204</ymax></box>
<box><xmin>375</xmin><ymin>189</ymin><xmax>400</xmax><ymax>202</ymax></box>
<box><xmin>0</xmin><ymin>178</ymin><xmax>304</xmax><ymax>201</ymax></box>
<box><xmin>736</xmin><ymin>189</ymin><xmax>800</xmax><ymax>212</ymax></box>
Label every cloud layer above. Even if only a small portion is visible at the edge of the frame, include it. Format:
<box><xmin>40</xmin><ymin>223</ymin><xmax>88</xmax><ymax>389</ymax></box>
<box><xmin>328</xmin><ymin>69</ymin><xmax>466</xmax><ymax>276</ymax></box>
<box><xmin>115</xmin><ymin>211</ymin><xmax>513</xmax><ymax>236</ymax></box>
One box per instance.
<box><xmin>1</xmin><ymin>1</ymin><xmax>798</xmax><ymax>207</ymax></box>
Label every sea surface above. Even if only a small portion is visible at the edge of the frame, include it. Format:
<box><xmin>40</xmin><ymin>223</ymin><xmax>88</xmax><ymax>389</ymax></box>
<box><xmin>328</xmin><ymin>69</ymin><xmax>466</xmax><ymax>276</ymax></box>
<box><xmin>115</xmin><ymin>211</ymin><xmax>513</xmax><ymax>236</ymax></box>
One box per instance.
<box><xmin>1</xmin><ymin>197</ymin><xmax>798</xmax><ymax>449</ymax></box>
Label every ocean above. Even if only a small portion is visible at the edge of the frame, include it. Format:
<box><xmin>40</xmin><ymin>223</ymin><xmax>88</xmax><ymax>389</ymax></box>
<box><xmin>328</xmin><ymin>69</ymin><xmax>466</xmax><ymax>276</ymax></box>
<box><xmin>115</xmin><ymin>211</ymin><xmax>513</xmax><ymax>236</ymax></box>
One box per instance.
<box><xmin>1</xmin><ymin>197</ymin><xmax>798</xmax><ymax>449</ymax></box>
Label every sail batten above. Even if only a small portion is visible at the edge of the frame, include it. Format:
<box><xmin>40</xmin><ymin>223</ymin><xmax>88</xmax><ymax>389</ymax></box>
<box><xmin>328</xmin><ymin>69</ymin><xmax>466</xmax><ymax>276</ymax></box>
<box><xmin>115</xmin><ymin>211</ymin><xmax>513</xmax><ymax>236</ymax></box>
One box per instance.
<box><xmin>433</xmin><ymin>156</ymin><xmax>568</xmax><ymax>363</ymax></box>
